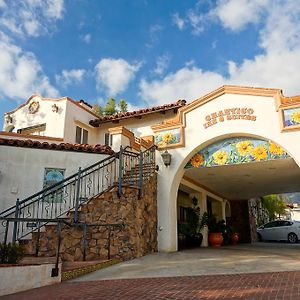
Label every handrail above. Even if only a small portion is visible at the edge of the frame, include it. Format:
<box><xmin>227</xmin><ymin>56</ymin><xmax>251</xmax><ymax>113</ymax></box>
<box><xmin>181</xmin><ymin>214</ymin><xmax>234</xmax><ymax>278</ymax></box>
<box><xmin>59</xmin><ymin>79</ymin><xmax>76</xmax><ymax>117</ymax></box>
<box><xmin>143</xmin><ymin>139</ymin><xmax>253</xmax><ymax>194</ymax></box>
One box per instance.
<box><xmin>0</xmin><ymin>152</ymin><xmax>117</xmax><ymax>218</ymax></box>
<box><xmin>0</xmin><ymin>145</ymin><xmax>157</xmax><ymax>243</ymax></box>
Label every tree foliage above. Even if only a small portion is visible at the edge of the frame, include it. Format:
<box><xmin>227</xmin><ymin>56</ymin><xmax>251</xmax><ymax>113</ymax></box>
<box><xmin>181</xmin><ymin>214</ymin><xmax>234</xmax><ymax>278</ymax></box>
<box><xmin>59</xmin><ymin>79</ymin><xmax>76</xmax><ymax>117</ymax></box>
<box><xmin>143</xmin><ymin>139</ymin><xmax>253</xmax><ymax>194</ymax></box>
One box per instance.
<box><xmin>261</xmin><ymin>194</ymin><xmax>287</xmax><ymax>220</ymax></box>
<box><xmin>92</xmin><ymin>98</ymin><xmax>128</xmax><ymax>116</ymax></box>
<box><xmin>92</xmin><ymin>104</ymin><xmax>102</xmax><ymax>117</ymax></box>
<box><xmin>119</xmin><ymin>99</ymin><xmax>128</xmax><ymax>113</ymax></box>
<box><xmin>104</xmin><ymin>98</ymin><xmax>117</xmax><ymax>115</ymax></box>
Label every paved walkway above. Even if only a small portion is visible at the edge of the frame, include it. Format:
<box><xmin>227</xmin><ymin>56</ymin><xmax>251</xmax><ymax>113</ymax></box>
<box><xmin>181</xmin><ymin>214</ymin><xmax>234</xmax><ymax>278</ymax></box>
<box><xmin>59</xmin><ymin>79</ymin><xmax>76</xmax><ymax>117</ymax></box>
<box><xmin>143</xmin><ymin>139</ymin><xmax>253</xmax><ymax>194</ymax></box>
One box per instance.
<box><xmin>2</xmin><ymin>243</ymin><xmax>300</xmax><ymax>299</ymax></box>
<box><xmin>2</xmin><ymin>271</ymin><xmax>300</xmax><ymax>299</ymax></box>
<box><xmin>73</xmin><ymin>242</ymin><xmax>300</xmax><ymax>281</ymax></box>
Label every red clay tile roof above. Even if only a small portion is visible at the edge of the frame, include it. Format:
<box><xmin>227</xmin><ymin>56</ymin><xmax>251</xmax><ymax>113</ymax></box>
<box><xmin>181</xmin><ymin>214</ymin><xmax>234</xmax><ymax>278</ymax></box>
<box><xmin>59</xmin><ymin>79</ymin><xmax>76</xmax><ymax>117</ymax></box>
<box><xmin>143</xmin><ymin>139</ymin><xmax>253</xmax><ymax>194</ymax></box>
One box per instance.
<box><xmin>89</xmin><ymin>99</ymin><xmax>186</xmax><ymax>127</ymax></box>
<box><xmin>0</xmin><ymin>138</ymin><xmax>114</xmax><ymax>155</ymax></box>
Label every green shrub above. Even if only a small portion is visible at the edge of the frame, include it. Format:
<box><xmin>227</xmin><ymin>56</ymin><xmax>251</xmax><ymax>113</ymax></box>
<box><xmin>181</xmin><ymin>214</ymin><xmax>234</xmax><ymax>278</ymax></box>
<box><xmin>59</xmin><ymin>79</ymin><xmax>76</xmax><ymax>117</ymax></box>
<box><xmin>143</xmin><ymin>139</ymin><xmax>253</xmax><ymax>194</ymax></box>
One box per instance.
<box><xmin>0</xmin><ymin>243</ymin><xmax>25</xmax><ymax>264</ymax></box>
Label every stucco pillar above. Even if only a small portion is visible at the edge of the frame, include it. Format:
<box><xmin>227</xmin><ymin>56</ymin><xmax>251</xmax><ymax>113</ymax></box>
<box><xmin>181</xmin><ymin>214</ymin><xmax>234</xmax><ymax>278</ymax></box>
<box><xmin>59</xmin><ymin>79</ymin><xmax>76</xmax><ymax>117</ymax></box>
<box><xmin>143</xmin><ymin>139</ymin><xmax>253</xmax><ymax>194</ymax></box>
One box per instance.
<box><xmin>221</xmin><ymin>200</ymin><xmax>226</xmax><ymax>222</ymax></box>
<box><xmin>199</xmin><ymin>192</ymin><xmax>208</xmax><ymax>247</ymax></box>
<box><xmin>157</xmin><ymin>163</ymin><xmax>184</xmax><ymax>252</ymax></box>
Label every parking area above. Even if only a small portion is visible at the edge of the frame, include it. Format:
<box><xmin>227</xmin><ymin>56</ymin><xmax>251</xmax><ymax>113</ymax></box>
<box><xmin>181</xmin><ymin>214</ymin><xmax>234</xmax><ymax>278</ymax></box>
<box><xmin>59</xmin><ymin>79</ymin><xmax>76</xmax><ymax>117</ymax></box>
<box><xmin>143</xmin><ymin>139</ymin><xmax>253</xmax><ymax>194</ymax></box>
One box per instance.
<box><xmin>3</xmin><ymin>243</ymin><xmax>300</xmax><ymax>300</ymax></box>
<box><xmin>72</xmin><ymin>242</ymin><xmax>300</xmax><ymax>281</ymax></box>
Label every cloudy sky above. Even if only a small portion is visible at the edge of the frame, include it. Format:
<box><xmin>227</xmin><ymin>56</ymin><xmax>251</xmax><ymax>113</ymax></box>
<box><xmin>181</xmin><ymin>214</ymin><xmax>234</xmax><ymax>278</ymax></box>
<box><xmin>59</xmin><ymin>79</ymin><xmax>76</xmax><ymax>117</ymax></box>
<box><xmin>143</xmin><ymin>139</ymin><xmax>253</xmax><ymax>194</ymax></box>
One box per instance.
<box><xmin>1</xmin><ymin>0</ymin><xmax>300</xmax><ymax>125</ymax></box>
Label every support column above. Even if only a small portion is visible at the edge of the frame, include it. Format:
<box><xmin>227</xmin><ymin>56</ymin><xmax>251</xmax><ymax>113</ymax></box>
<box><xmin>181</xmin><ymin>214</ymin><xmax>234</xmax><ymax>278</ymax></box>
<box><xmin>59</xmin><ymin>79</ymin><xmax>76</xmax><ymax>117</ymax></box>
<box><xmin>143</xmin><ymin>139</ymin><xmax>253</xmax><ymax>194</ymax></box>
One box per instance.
<box><xmin>157</xmin><ymin>167</ymin><xmax>183</xmax><ymax>252</ymax></box>
<box><xmin>221</xmin><ymin>200</ymin><xmax>226</xmax><ymax>222</ymax></box>
<box><xmin>199</xmin><ymin>192</ymin><xmax>208</xmax><ymax>247</ymax></box>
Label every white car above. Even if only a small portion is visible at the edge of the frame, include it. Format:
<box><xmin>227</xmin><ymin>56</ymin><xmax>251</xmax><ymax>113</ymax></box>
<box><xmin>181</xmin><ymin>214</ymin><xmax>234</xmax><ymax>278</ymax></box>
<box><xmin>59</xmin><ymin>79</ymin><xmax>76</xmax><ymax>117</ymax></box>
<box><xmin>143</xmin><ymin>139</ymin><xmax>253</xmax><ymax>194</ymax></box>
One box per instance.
<box><xmin>257</xmin><ymin>220</ymin><xmax>300</xmax><ymax>243</ymax></box>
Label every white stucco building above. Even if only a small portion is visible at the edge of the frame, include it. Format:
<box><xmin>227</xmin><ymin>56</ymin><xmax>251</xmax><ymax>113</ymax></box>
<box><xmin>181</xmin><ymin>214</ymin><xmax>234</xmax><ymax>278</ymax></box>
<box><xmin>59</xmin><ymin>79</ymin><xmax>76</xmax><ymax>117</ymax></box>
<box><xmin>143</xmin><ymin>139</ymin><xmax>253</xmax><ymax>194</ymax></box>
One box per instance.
<box><xmin>1</xmin><ymin>85</ymin><xmax>300</xmax><ymax>251</ymax></box>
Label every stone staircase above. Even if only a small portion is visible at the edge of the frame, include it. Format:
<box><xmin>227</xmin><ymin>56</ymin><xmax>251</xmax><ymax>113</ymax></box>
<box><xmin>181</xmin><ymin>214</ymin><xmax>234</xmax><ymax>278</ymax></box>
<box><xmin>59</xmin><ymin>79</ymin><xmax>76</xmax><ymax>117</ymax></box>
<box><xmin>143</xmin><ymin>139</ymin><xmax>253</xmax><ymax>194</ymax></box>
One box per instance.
<box><xmin>20</xmin><ymin>171</ymin><xmax>158</xmax><ymax>262</ymax></box>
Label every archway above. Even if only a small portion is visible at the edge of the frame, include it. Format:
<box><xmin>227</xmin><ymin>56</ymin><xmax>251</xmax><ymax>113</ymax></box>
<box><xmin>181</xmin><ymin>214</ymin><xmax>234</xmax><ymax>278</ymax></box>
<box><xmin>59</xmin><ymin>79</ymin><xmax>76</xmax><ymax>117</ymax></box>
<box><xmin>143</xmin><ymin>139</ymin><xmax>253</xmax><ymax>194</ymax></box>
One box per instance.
<box><xmin>176</xmin><ymin>136</ymin><xmax>300</xmax><ymax>249</ymax></box>
<box><xmin>156</xmin><ymin>133</ymin><xmax>300</xmax><ymax>252</ymax></box>
<box><xmin>154</xmin><ymin>86</ymin><xmax>300</xmax><ymax>252</ymax></box>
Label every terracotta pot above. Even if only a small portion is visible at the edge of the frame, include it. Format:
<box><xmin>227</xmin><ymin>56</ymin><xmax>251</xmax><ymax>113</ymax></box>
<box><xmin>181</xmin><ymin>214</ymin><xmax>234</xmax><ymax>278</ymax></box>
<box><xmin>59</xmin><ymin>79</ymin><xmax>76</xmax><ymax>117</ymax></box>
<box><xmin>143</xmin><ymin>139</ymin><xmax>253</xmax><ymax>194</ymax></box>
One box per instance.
<box><xmin>208</xmin><ymin>233</ymin><xmax>223</xmax><ymax>247</ymax></box>
<box><xmin>231</xmin><ymin>233</ymin><xmax>239</xmax><ymax>245</ymax></box>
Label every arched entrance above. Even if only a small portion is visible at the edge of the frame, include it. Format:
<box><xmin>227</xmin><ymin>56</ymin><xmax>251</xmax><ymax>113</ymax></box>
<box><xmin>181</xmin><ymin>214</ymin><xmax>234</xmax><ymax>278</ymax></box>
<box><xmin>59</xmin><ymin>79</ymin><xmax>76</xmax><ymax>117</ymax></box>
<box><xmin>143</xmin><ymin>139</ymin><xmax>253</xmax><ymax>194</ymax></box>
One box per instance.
<box><xmin>153</xmin><ymin>86</ymin><xmax>300</xmax><ymax>252</ymax></box>
<box><xmin>176</xmin><ymin>136</ymin><xmax>300</xmax><ymax>249</ymax></box>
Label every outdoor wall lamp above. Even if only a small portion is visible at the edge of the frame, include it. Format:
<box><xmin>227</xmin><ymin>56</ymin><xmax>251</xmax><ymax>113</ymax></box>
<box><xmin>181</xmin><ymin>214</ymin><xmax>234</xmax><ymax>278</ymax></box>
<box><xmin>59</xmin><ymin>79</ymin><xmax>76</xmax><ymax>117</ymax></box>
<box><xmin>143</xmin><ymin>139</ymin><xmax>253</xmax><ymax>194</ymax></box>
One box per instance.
<box><xmin>192</xmin><ymin>196</ymin><xmax>198</xmax><ymax>206</ymax></box>
<box><xmin>161</xmin><ymin>150</ymin><xmax>172</xmax><ymax>167</ymax></box>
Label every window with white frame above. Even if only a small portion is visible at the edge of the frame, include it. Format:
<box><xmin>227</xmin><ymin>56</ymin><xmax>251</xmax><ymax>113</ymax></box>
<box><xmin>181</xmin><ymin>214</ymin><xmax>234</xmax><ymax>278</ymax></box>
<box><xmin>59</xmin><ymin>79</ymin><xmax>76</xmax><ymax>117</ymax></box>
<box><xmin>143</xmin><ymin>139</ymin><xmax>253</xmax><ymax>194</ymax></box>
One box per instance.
<box><xmin>104</xmin><ymin>133</ymin><xmax>113</xmax><ymax>146</ymax></box>
<box><xmin>75</xmin><ymin>126</ymin><xmax>88</xmax><ymax>144</ymax></box>
<box><xmin>17</xmin><ymin>123</ymin><xmax>46</xmax><ymax>136</ymax></box>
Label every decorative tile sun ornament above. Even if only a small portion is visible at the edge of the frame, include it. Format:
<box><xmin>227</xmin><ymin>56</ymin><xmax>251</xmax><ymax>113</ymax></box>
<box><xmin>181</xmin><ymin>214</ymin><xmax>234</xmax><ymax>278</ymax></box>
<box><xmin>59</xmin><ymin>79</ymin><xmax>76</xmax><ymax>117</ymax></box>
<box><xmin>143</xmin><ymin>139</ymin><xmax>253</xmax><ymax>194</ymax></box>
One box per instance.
<box><xmin>185</xmin><ymin>137</ymin><xmax>289</xmax><ymax>169</ymax></box>
<box><xmin>282</xmin><ymin>108</ymin><xmax>300</xmax><ymax>128</ymax></box>
<box><xmin>154</xmin><ymin>127</ymin><xmax>182</xmax><ymax>148</ymax></box>
<box><xmin>28</xmin><ymin>101</ymin><xmax>39</xmax><ymax>114</ymax></box>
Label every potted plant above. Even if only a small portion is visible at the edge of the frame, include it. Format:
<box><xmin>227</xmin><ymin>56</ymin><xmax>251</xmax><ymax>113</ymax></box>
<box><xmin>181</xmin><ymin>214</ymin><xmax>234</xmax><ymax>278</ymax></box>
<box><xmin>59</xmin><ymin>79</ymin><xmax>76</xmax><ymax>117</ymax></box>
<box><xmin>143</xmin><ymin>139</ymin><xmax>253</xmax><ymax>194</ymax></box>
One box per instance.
<box><xmin>230</xmin><ymin>228</ymin><xmax>239</xmax><ymax>245</ymax></box>
<box><xmin>178</xmin><ymin>206</ymin><xmax>205</xmax><ymax>249</ymax></box>
<box><xmin>187</xmin><ymin>207</ymin><xmax>204</xmax><ymax>247</ymax></box>
<box><xmin>206</xmin><ymin>215</ymin><xmax>224</xmax><ymax>247</ymax></box>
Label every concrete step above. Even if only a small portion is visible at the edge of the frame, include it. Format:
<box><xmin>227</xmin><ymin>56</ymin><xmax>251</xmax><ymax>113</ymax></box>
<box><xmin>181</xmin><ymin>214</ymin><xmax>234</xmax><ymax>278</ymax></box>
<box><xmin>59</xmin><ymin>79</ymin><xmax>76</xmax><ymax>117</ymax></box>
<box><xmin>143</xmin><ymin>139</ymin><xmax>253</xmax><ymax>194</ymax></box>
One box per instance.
<box><xmin>61</xmin><ymin>258</ymin><xmax>122</xmax><ymax>281</ymax></box>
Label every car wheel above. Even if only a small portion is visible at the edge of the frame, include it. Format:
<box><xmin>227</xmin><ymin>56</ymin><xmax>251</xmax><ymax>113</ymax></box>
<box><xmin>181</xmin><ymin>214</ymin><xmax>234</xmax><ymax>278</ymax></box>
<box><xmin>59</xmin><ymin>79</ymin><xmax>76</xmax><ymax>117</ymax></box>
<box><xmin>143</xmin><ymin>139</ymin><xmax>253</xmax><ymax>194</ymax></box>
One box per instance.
<box><xmin>288</xmin><ymin>233</ymin><xmax>298</xmax><ymax>243</ymax></box>
<box><xmin>257</xmin><ymin>233</ymin><xmax>262</xmax><ymax>242</ymax></box>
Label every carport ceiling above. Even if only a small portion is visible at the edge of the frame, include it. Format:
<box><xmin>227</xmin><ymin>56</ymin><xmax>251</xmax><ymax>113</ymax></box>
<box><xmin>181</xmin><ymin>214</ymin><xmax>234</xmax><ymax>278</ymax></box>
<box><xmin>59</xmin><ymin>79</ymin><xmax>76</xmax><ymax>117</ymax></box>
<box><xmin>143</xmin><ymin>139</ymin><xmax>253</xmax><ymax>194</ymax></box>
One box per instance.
<box><xmin>183</xmin><ymin>158</ymin><xmax>300</xmax><ymax>200</ymax></box>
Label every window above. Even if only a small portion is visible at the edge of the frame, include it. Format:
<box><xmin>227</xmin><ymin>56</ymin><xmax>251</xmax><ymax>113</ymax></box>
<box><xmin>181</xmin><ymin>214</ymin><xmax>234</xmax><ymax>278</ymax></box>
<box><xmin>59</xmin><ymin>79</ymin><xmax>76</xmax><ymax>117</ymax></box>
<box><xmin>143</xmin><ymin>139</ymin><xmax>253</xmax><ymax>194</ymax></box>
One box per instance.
<box><xmin>75</xmin><ymin>126</ymin><xmax>88</xmax><ymax>144</ymax></box>
<box><xmin>179</xmin><ymin>206</ymin><xmax>188</xmax><ymax>222</ymax></box>
<box><xmin>43</xmin><ymin>168</ymin><xmax>65</xmax><ymax>203</ymax></box>
<box><xmin>264</xmin><ymin>221</ymin><xmax>277</xmax><ymax>228</ymax></box>
<box><xmin>17</xmin><ymin>123</ymin><xmax>46</xmax><ymax>135</ymax></box>
<box><xmin>104</xmin><ymin>133</ymin><xmax>113</xmax><ymax>146</ymax></box>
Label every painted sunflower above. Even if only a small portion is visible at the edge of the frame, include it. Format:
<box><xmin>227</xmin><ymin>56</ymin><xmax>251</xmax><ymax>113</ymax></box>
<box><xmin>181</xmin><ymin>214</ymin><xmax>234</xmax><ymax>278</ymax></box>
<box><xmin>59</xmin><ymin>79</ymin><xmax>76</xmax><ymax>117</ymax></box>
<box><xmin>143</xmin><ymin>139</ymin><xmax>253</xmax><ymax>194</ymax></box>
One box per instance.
<box><xmin>251</xmin><ymin>145</ymin><xmax>268</xmax><ymax>161</ymax></box>
<box><xmin>236</xmin><ymin>140</ymin><xmax>253</xmax><ymax>156</ymax></box>
<box><xmin>291</xmin><ymin>110</ymin><xmax>300</xmax><ymax>124</ymax></box>
<box><xmin>269</xmin><ymin>142</ymin><xmax>285</xmax><ymax>156</ymax></box>
<box><xmin>212</xmin><ymin>150</ymin><xmax>229</xmax><ymax>165</ymax></box>
<box><xmin>190</xmin><ymin>153</ymin><xmax>205</xmax><ymax>168</ymax></box>
<box><xmin>157</xmin><ymin>141</ymin><xmax>167</xmax><ymax>147</ymax></box>
<box><xmin>162</xmin><ymin>132</ymin><xmax>174</xmax><ymax>143</ymax></box>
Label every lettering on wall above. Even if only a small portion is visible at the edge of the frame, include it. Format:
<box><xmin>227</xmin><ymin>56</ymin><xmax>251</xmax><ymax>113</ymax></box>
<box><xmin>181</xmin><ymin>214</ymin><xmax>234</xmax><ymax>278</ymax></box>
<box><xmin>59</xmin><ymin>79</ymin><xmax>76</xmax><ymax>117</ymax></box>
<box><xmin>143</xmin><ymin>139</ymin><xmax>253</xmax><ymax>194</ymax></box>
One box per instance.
<box><xmin>203</xmin><ymin>108</ymin><xmax>257</xmax><ymax>129</ymax></box>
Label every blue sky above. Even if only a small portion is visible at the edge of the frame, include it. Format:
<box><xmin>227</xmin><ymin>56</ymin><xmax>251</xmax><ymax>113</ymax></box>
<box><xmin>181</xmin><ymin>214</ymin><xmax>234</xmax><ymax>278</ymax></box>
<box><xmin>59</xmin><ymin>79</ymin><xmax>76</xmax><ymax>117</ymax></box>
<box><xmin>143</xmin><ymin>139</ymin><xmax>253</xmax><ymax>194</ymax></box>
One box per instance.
<box><xmin>1</xmin><ymin>0</ymin><xmax>300</xmax><ymax>126</ymax></box>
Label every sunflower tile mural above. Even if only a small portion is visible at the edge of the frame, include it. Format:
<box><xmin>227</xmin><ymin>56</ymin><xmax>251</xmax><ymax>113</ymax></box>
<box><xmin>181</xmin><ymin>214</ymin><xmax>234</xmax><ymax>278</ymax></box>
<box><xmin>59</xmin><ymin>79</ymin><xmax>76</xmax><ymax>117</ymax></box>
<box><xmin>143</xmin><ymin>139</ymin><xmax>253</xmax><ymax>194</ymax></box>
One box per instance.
<box><xmin>155</xmin><ymin>128</ymin><xmax>182</xmax><ymax>148</ymax></box>
<box><xmin>185</xmin><ymin>137</ymin><xmax>289</xmax><ymax>169</ymax></box>
<box><xmin>283</xmin><ymin>108</ymin><xmax>300</xmax><ymax>127</ymax></box>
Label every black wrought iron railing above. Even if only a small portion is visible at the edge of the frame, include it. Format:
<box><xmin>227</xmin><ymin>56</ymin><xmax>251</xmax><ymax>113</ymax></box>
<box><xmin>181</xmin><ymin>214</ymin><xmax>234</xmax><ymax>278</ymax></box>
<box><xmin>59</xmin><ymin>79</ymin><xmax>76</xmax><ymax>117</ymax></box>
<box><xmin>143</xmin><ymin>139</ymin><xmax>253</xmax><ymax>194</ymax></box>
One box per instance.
<box><xmin>0</xmin><ymin>145</ymin><xmax>156</xmax><ymax>244</ymax></box>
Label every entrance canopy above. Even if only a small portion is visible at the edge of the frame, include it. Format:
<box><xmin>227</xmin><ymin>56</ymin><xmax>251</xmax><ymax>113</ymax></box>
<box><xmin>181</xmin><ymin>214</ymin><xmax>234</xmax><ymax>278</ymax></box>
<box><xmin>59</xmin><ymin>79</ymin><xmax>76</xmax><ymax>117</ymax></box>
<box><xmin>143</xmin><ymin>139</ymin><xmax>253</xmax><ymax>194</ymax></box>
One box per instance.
<box><xmin>184</xmin><ymin>137</ymin><xmax>300</xmax><ymax>199</ymax></box>
<box><xmin>184</xmin><ymin>158</ymin><xmax>300</xmax><ymax>199</ymax></box>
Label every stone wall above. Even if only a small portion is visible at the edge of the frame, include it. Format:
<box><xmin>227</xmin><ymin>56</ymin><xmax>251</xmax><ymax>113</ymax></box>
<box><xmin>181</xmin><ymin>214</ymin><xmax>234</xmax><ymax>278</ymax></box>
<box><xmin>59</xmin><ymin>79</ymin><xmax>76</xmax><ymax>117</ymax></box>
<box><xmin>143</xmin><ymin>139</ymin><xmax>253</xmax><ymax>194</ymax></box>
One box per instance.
<box><xmin>25</xmin><ymin>174</ymin><xmax>157</xmax><ymax>261</ymax></box>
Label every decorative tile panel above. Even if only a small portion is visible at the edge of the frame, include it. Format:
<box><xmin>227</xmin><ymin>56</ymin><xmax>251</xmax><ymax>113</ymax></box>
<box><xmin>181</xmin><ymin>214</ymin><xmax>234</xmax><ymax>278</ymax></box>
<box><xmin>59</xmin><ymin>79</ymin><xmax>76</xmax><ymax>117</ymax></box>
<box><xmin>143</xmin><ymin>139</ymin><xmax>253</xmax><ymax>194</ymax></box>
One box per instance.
<box><xmin>185</xmin><ymin>137</ymin><xmax>289</xmax><ymax>169</ymax></box>
<box><xmin>283</xmin><ymin>107</ymin><xmax>300</xmax><ymax>127</ymax></box>
<box><xmin>154</xmin><ymin>127</ymin><xmax>182</xmax><ymax>148</ymax></box>
<box><xmin>43</xmin><ymin>168</ymin><xmax>65</xmax><ymax>202</ymax></box>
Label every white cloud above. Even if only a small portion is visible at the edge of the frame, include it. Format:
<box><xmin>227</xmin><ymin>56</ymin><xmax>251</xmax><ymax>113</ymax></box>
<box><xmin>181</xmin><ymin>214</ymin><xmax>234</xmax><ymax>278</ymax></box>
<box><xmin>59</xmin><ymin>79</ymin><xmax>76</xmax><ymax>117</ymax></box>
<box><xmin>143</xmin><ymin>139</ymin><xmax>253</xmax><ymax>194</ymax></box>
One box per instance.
<box><xmin>55</xmin><ymin>69</ymin><xmax>86</xmax><ymax>88</ymax></box>
<box><xmin>140</xmin><ymin>0</ymin><xmax>300</xmax><ymax>104</ymax></box>
<box><xmin>212</xmin><ymin>0</ymin><xmax>268</xmax><ymax>32</ymax></box>
<box><xmin>153</xmin><ymin>54</ymin><xmax>171</xmax><ymax>76</ymax></box>
<box><xmin>81</xmin><ymin>33</ymin><xmax>91</xmax><ymax>44</ymax></box>
<box><xmin>0</xmin><ymin>0</ymin><xmax>64</xmax><ymax>37</ymax></box>
<box><xmin>0</xmin><ymin>0</ymin><xmax>6</xmax><ymax>8</ymax></box>
<box><xmin>172</xmin><ymin>13</ymin><xmax>185</xmax><ymax>30</ymax></box>
<box><xmin>146</xmin><ymin>24</ymin><xmax>163</xmax><ymax>48</ymax></box>
<box><xmin>187</xmin><ymin>10</ymin><xmax>205</xmax><ymax>36</ymax></box>
<box><xmin>95</xmin><ymin>58</ymin><xmax>142</xmax><ymax>96</ymax></box>
<box><xmin>0</xmin><ymin>32</ymin><xmax>58</xmax><ymax>100</ymax></box>
<box><xmin>140</xmin><ymin>67</ymin><xmax>225</xmax><ymax>104</ymax></box>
